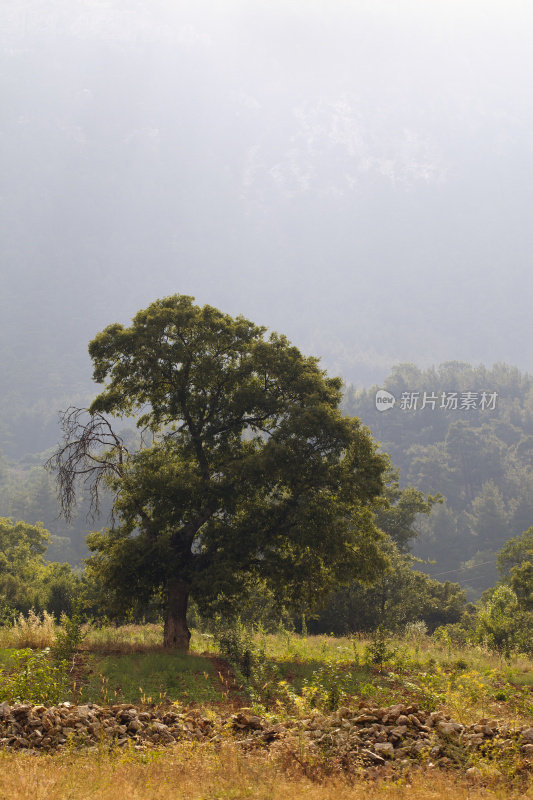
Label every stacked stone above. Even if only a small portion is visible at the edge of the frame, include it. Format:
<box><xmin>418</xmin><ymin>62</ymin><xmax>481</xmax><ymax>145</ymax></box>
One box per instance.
<box><xmin>0</xmin><ymin>701</ymin><xmax>215</xmax><ymax>750</ymax></box>
<box><xmin>1</xmin><ymin>699</ymin><xmax>532</xmax><ymax>772</ymax></box>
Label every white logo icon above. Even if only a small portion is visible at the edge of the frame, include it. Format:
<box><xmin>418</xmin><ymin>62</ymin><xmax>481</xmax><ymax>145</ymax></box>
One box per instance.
<box><xmin>375</xmin><ymin>389</ymin><xmax>396</xmax><ymax>412</ymax></box>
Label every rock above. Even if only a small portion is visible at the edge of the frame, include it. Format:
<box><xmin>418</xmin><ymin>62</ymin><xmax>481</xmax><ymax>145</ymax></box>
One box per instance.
<box><xmin>410</xmin><ymin>740</ymin><xmax>429</xmax><ymax>755</ymax></box>
<box><xmin>521</xmin><ymin>728</ymin><xmax>533</xmax><ymax>743</ymax></box>
<box><xmin>374</xmin><ymin>742</ymin><xmax>394</xmax><ymax>757</ymax></box>
<box><xmin>386</xmin><ymin>704</ymin><xmax>407</xmax><ymax>718</ymax></box>
<box><xmin>437</xmin><ymin>721</ymin><xmax>463</xmax><ymax>736</ymax></box>
<box><xmin>466</xmin><ymin>766</ymin><xmax>482</xmax><ymax>782</ymax></box>
<box><xmin>119</xmin><ymin>709</ymin><xmax>138</xmax><ymax>723</ymax></box>
<box><xmin>390</xmin><ymin>725</ymin><xmax>408</xmax><ymax>738</ymax></box>
<box><xmin>231</xmin><ymin>713</ymin><xmax>263</xmax><ymax>730</ymax></box>
<box><xmin>360</xmin><ymin>748</ymin><xmax>386</xmax><ymax>764</ymax></box>
<box><xmin>354</xmin><ymin>713</ymin><xmax>379</xmax><ymax>723</ymax></box>
<box><xmin>0</xmin><ymin>698</ymin><xmax>526</xmax><ymax>781</ymax></box>
<box><xmin>336</xmin><ymin>707</ymin><xmax>351</xmax><ymax>719</ymax></box>
<box><xmin>150</xmin><ymin>722</ymin><xmax>168</xmax><ymax>733</ymax></box>
<box><xmin>12</xmin><ymin>705</ymin><xmax>31</xmax><ymax>718</ymax></box>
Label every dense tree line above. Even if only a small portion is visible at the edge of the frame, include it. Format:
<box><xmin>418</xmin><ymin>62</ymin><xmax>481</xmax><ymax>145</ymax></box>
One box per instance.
<box><xmin>345</xmin><ymin>362</ymin><xmax>533</xmax><ymax>596</ymax></box>
<box><xmin>1</xmin><ymin>342</ymin><xmax>532</xmax><ymax>635</ymax></box>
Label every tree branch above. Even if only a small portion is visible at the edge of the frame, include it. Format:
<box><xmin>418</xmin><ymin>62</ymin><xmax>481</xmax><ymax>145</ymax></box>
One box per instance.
<box><xmin>45</xmin><ymin>407</ymin><xmax>129</xmax><ymax>522</ymax></box>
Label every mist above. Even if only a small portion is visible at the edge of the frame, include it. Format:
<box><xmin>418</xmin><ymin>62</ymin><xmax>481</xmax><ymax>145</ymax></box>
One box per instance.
<box><xmin>1</xmin><ymin>0</ymin><xmax>532</xmax><ymax>452</ymax></box>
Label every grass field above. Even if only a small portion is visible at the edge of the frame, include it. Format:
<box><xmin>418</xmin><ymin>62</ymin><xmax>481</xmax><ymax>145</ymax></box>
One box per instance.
<box><xmin>2</xmin><ymin>743</ymin><xmax>533</xmax><ymax>800</ymax></box>
<box><xmin>3</xmin><ymin>622</ymin><xmax>533</xmax><ymax>720</ymax></box>
<box><xmin>3</xmin><ymin>620</ymin><xmax>533</xmax><ymax>798</ymax></box>
<box><xmin>82</xmin><ymin>651</ymin><xmax>230</xmax><ymax>705</ymax></box>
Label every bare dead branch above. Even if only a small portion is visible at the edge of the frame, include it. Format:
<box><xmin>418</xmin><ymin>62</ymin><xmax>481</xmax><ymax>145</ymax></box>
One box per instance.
<box><xmin>45</xmin><ymin>407</ymin><xmax>129</xmax><ymax>522</ymax></box>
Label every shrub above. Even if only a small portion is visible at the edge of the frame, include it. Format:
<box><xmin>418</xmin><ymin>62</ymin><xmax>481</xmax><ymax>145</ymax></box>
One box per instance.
<box><xmin>475</xmin><ymin>585</ymin><xmax>533</xmax><ymax>660</ymax></box>
<box><xmin>213</xmin><ymin>618</ymin><xmax>255</xmax><ymax>678</ymax></box>
<box><xmin>51</xmin><ymin>606</ymin><xmax>86</xmax><ymax>665</ymax></box>
<box><xmin>0</xmin><ymin>649</ymin><xmax>70</xmax><ymax>704</ymax></box>
<box><xmin>363</xmin><ymin>627</ymin><xmax>397</xmax><ymax>673</ymax></box>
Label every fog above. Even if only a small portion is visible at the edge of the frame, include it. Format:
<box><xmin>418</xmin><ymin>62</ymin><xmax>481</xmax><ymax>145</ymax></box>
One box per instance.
<box><xmin>1</xmin><ymin>0</ymin><xmax>532</xmax><ymax>433</ymax></box>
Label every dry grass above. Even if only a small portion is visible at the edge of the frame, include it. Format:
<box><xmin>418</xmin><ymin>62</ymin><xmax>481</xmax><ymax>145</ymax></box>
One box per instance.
<box><xmin>0</xmin><ymin>610</ymin><xmax>57</xmax><ymax>649</ymax></box>
<box><xmin>83</xmin><ymin>623</ymin><xmax>163</xmax><ymax>653</ymax></box>
<box><xmin>0</xmin><ymin>743</ymin><xmax>531</xmax><ymax>800</ymax></box>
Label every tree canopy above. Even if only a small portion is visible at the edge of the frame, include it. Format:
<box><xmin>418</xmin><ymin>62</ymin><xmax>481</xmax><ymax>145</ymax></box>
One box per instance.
<box><xmin>0</xmin><ymin>517</ymin><xmax>49</xmax><ymax>615</ymax></box>
<box><xmin>49</xmin><ymin>295</ymin><xmax>388</xmax><ymax>648</ymax></box>
<box><xmin>345</xmin><ymin>362</ymin><xmax>533</xmax><ymax>595</ymax></box>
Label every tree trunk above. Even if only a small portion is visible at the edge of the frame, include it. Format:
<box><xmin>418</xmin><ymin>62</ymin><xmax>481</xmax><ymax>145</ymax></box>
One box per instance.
<box><xmin>163</xmin><ymin>580</ymin><xmax>191</xmax><ymax>650</ymax></box>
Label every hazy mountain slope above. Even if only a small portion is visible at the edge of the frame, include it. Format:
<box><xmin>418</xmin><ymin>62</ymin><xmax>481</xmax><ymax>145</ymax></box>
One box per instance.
<box><xmin>1</xmin><ymin>1</ymin><xmax>532</xmax><ymax>456</ymax></box>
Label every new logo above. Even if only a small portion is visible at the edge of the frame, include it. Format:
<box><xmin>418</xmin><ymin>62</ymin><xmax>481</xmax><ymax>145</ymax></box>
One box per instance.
<box><xmin>375</xmin><ymin>389</ymin><xmax>396</xmax><ymax>412</ymax></box>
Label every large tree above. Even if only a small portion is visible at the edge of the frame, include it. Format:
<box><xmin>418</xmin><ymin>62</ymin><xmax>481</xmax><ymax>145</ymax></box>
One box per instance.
<box><xmin>48</xmin><ymin>295</ymin><xmax>388</xmax><ymax>649</ymax></box>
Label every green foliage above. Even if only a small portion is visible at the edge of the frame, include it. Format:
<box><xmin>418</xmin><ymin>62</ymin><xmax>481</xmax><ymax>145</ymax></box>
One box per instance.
<box><xmin>0</xmin><ymin>457</ymin><xmax>101</xmax><ymax>565</ymax></box>
<box><xmin>0</xmin><ymin>596</ymin><xmax>16</xmax><ymax>626</ymax></box>
<box><xmin>310</xmin><ymin>539</ymin><xmax>466</xmax><ymax>635</ymax></box>
<box><xmin>301</xmin><ymin>660</ymin><xmax>364</xmax><ymax>711</ymax></box>
<box><xmin>51</xmin><ymin>605</ymin><xmax>86</xmax><ymax>664</ymax></box>
<box><xmin>494</xmin><ymin>527</ymin><xmax>533</xmax><ymax>611</ymax></box>
<box><xmin>213</xmin><ymin>617</ymin><xmax>255</xmax><ymax>679</ymax></box>
<box><xmin>509</xmin><ymin>560</ymin><xmax>533</xmax><ymax>610</ymax></box>
<box><xmin>474</xmin><ymin>585</ymin><xmax>533</xmax><ymax>659</ymax></box>
<box><xmin>0</xmin><ymin>517</ymin><xmax>83</xmax><ymax>622</ymax></box>
<box><xmin>308</xmin><ymin>470</ymin><xmax>462</xmax><ymax>636</ymax></box>
<box><xmin>0</xmin><ymin>517</ymin><xmax>49</xmax><ymax>613</ymax></box>
<box><xmin>498</xmin><ymin>526</ymin><xmax>533</xmax><ymax>578</ymax></box>
<box><xmin>363</xmin><ymin>627</ymin><xmax>397</xmax><ymax>673</ymax></box>
<box><xmin>41</xmin><ymin>561</ymin><xmax>82</xmax><ymax>620</ymax></box>
<box><xmin>0</xmin><ymin>649</ymin><xmax>70</xmax><ymax>704</ymax></box>
<box><xmin>465</xmin><ymin>480</ymin><xmax>509</xmax><ymax>552</ymax></box>
<box><xmin>373</xmin><ymin>468</ymin><xmax>441</xmax><ymax>552</ymax></box>
<box><xmin>433</xmin><ymin>622</ymin><xmax>472</xmax><ymax>650</ymax></box>
<box><xmin>56</xmin><ymin>295</ymin><xmax>388</xmax><ymax>646</ymax></box>
<box><xmin>344</xmin><ymin>362</ymin><xmax>533</xmax><ymax>595</ymax></box>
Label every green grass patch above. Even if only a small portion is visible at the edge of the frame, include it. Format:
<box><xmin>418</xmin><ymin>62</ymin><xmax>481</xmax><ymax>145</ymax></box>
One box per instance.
<box><xmin>0</xmin><ymin>648</ymin><xmax>17</xmax><ymax>668</ymax></box>
<box><xmin>507</xmin><ymin>671</ymin><xmax>533</xmax><ymax>686</ymax></box>
<box><xmin>83</xmin><ymin>652</ymin><xmax>229</xmax><ymax>705</ymax></box>
<box><xmin>275</xmin><ymin>658</ymin><xmax>369</xmax><ymax>691</ymax></box>
<box><xmin>257</xmin><ymin>633</ymin><xmax>360</xmax><ymax>664</ymax></box>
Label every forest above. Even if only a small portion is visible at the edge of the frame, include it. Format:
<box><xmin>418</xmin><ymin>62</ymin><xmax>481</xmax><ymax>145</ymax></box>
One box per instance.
<box><xmin>1</xmin><ymin>307</ymin><xmax>532</xmax><ymax>644</ymax></box>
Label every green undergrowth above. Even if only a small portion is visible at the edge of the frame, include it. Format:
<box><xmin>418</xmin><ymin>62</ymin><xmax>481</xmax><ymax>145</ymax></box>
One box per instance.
<box><xmin>0</xmin><ymin>648</ymin><xmax>16</xmax><ymax>668</ymax></box>
<box><xmin>2</xmin><ymin>619</ymin><xmax>533</xmax><ymax>723</ymax></box>
<box><xmin>202</xmin><ymin>623</ymin><xmax>533</xmax><ymax>723</ymax></box>
<box><xmin>81</xmin><ymin>652</ymin><xmax>231</xmax><ymax>705</ymax></box>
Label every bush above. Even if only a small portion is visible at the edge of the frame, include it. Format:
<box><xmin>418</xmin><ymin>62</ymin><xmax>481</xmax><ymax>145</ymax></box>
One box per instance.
<box><xmin>475</xmin><ymin>585</ymin><xmax>533</xmax><ymax>660</ymax></box>
<box><xmin>433</xmin><ymin>621</ymin><xmax>472</xmax><ymax>649</ymax></box>
<box><xmin>213</xmin><ymin>618</ymin><xmax>255</xmax><ymax>678</ymax></box>
<box><xmin>0</xmin><ymin>649</ymin><xmax>70</xmax><ymax>704</ymax></box>
<box><xmin>363</xmin><ymin>627</ymin><xmax>397</xmax><ymax>673</ymax></box>
<box><xmin>0</xmin><ymin>596</ymin><xmax>16</xmax><ymax>626</ymax></box>
<box><xmin>51</xmin><ymin>606</ymin><xmax>86</xmax><ymax>665</ymax></box>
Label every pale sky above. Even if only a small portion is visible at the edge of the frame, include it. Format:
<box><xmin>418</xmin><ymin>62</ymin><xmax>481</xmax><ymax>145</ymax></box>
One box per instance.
<box><xmin>1</xmin><ymin>0</ymin><xmax>532</xmax><ymax>404</ymax></box>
